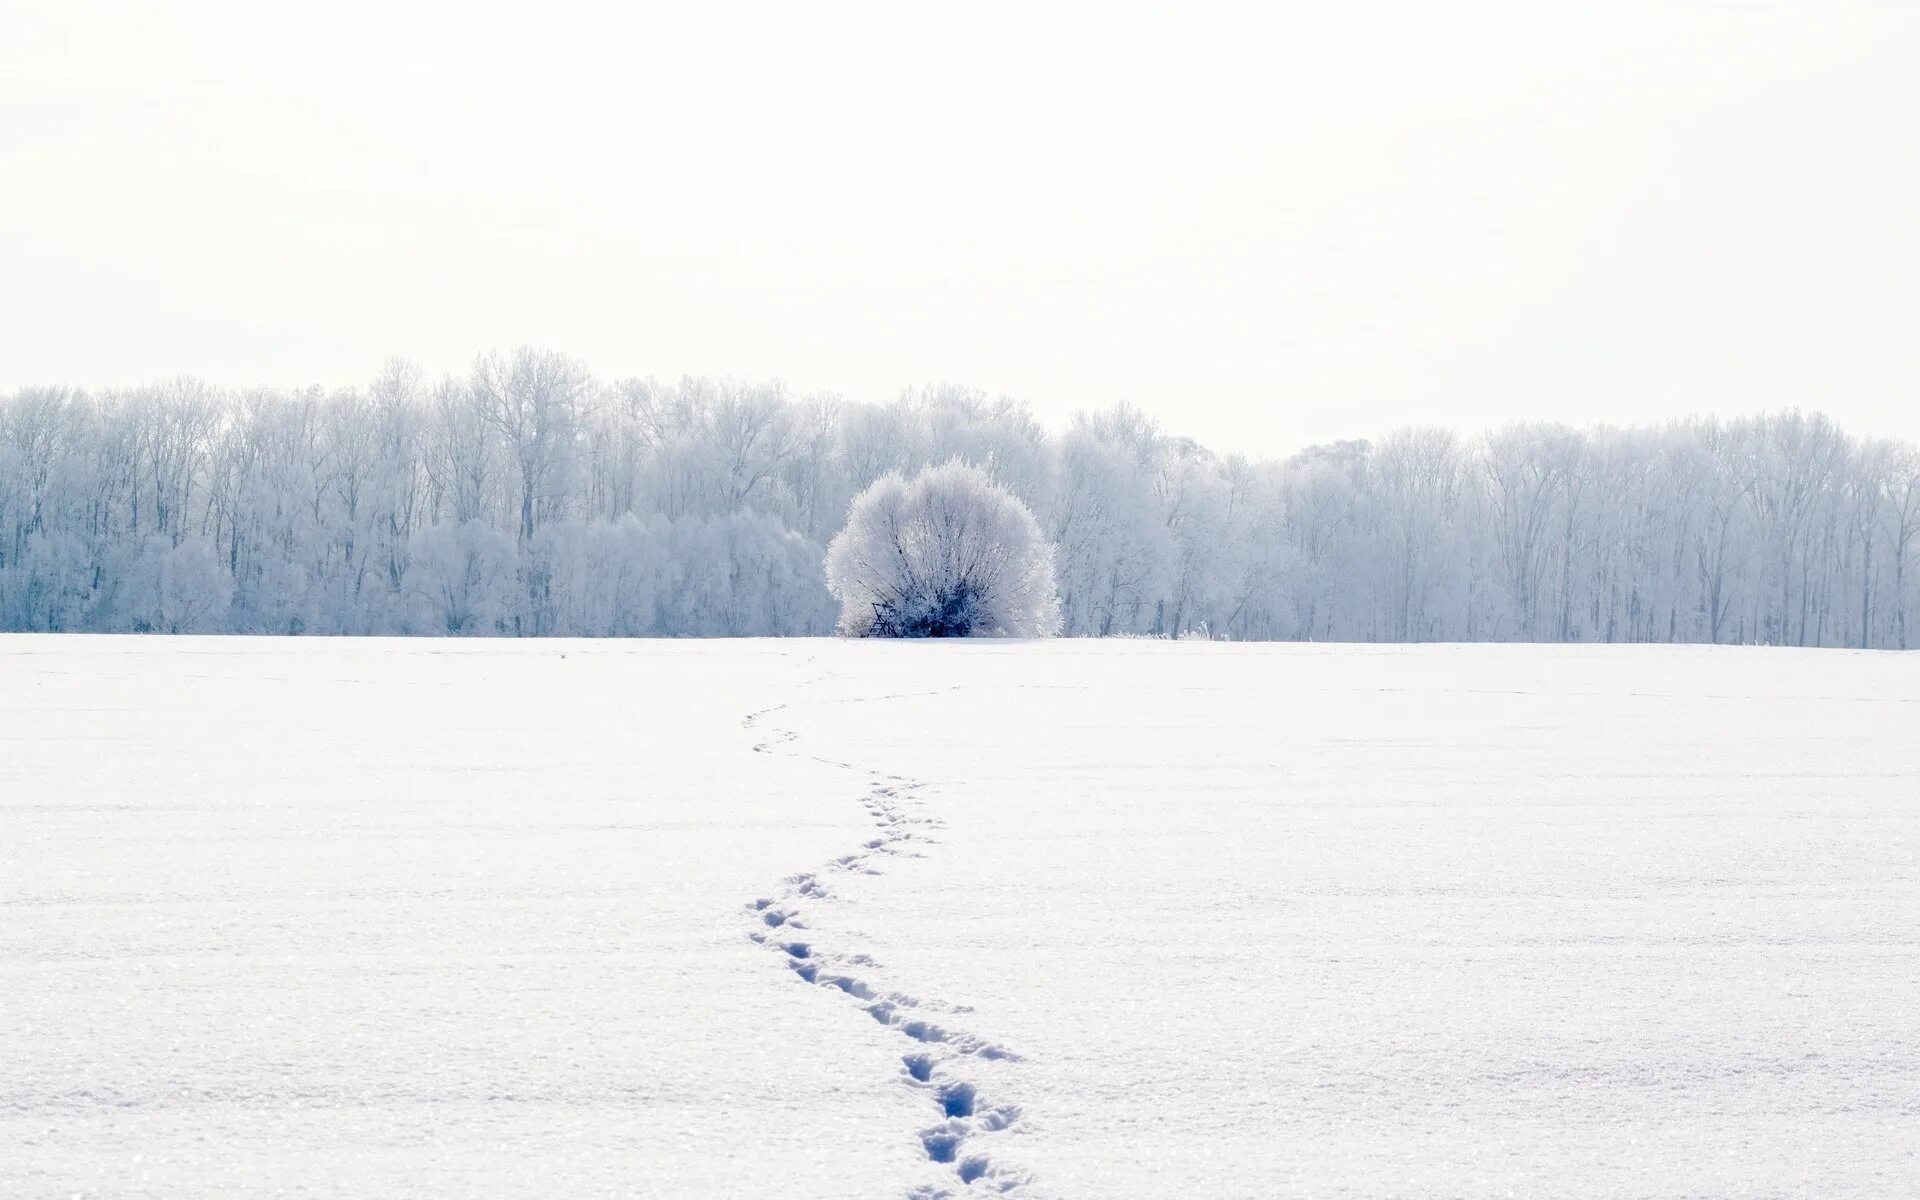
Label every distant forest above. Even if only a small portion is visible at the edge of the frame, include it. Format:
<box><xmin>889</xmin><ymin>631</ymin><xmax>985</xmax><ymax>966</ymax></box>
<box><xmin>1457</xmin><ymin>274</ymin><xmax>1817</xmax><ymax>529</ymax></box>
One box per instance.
<box><xmin>3</xmin><ymin>349</ymin><xmax>1917</xmax><ymax>646</ymax></box>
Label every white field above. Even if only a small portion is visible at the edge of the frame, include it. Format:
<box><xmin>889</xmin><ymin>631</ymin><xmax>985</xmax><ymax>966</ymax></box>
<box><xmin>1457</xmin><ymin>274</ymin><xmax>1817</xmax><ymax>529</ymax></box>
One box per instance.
<box><xmin>4</xmin><ymin>637</ymin><xmax>1918</xmax><ymax>1199</ymax></box>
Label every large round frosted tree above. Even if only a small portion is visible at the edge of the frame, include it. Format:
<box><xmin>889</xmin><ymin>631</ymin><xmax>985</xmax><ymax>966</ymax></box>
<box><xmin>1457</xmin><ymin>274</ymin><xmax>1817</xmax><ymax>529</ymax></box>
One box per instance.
<box><xmin>825</xmin><ymin>462</ymin><xmax>1061</xmax><ymax>638</ymax></box>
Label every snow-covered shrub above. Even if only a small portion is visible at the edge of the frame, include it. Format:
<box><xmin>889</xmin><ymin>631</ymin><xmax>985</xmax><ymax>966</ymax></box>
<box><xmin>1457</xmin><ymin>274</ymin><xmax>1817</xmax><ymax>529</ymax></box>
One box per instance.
<box><xmin>647</xmin><ymin>511</ymin><xmax>835</xmax><ymax>637</ymax></box>
<box><xmin>534</xmin><ymin>512</ymin><xmax>835</xmax><ymax>637</ymax></box>
<box><xmin>115</xmin><ymin>536</ymin><xmax>235</xmax><ymax>633</ymax></box>
<box><xmin>404</xmin><ymin>520</ymin><xmax>517</xmax><ymax>634</ymax></box>
<box><xmin>825</xmin><ymin>461</ymin><xmax>1060</xmax><ymax>638</ymax></box>
<box><xmin>236</xmin><ymin>555</ymin><xmax>315</xmax><ymax>635</ymax></box>
<box><xmin>8</xmin><ymin>531</ymin><xmax>97</xmax><ymax>632</ymax></box>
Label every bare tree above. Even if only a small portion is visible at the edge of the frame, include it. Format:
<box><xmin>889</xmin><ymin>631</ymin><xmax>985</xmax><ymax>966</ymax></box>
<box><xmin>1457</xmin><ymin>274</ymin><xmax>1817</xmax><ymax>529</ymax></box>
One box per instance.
<box><xmin>470</xmin><ymin>348</ymin><xmax>591</xmax><ymax>542</ymax></box>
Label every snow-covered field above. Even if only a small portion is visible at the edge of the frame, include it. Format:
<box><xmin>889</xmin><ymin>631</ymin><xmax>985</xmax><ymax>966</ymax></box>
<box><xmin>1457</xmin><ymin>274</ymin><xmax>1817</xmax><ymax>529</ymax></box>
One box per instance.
<box><xmin>4</xmin><ymin>637</ymin><xmax>1917</xmax><ymax>1198</ymax></box>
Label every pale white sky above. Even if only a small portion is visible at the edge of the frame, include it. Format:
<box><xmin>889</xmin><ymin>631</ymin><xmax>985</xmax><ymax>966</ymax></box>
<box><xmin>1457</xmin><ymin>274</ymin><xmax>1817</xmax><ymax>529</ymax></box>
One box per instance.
<box><xmin>3</xmin><ymin>1</ymin><xmax>1917</xmax><ymax>455</ymax></box>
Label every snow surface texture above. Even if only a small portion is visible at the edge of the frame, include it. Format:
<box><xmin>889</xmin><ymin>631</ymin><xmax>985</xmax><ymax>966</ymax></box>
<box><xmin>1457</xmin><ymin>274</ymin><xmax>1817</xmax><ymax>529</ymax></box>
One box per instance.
<box><xmin>5</xmin><ymin>637</ymin><xmax>1918</xmax><ymax>1198</ymax></box>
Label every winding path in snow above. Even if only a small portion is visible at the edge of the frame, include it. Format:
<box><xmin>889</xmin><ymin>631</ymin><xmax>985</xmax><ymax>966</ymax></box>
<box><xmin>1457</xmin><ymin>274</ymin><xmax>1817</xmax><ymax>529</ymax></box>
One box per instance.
<box><xmin>742</xmin><ymin>669</ymin><xmax>1032</xmax><ymax>1198</ymax></box>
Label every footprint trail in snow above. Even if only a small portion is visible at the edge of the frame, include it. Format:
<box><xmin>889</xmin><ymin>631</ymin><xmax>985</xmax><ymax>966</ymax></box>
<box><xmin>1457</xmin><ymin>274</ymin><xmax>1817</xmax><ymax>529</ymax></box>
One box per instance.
<box><xmin>743</xmin><ymin>673</ymin><xmax>1032</xmax><ymax>1197</ymax></box>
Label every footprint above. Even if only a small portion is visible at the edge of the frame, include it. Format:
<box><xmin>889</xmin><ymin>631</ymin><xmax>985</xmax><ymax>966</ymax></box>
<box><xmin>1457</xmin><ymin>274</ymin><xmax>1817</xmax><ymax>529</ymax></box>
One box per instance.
<box><xmin>937</xmin><ymin>1081</ymin><xmax>976</xmax><ymax>1119</ymax></box>
<box><xmin>742</xmin><ymin>691</ymin><xmax>1030</xmax><ymax>1192</ymax></box>
<box><xmin>920</xmin><ymin>1126</ymin><xmax>964</xmax><ymax>1164</ymax></box>
<box><xmin>898</xmin><ymin>1019</ymin><xmax>950</xmax><ymax>1044</ymax></box>
<box><xmin>821</xmin><ymin>974</ymin><xmax>875</xmax><ymax>1000</ymax></box>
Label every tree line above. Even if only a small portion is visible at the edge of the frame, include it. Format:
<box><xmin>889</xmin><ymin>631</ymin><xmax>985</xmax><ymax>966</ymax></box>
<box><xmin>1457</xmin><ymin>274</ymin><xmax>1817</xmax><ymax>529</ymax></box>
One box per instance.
<box><xmin>2</xmin><ymin>348</ymin><xmax>1917</xmax><ymax>646</ymax></box>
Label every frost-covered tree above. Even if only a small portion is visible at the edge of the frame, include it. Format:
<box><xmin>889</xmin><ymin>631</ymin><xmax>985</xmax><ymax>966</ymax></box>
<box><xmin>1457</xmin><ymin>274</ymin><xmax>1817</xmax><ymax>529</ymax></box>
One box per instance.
<box><xmin>1052</xmin><ymin>416</ymin><xmax>1168</xmax><ymax>636</ymax></box>
<box><xmin>113</xmin><ymin>536</ymin><xmax>233</xmax><ymax>633</ymax></box>
<box><xmin>825</xmin><ymin>462</ymin><xmax>1060</xmax><ymax>638</ymax></box>
<box><xmin>6</xmin><ymin>355</ymin><xmax>1920</xmax><ymax>645</ymax></box>
<box><xmin>405</xmin><ymin>520</ymin><xmax>517</xmax><ymax>635</ymax></box>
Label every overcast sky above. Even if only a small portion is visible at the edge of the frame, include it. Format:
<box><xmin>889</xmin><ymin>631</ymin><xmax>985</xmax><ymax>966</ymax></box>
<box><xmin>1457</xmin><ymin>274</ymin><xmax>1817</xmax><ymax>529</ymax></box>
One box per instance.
<box><xmin>3</xmin><ymin>1</ymin><xmax>1916</xmax><ymax>456</ymax></box>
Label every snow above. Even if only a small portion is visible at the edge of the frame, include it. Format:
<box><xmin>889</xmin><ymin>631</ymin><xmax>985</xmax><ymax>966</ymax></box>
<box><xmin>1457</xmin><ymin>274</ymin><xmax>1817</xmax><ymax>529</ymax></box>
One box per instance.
<box><xmin>5</xmin><ymin>637</ymin><xmax>1918</xmax><ymax>1197</ymax></box>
